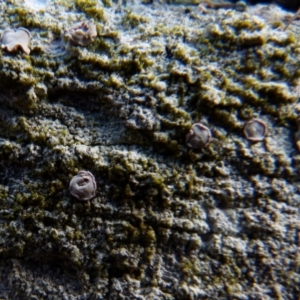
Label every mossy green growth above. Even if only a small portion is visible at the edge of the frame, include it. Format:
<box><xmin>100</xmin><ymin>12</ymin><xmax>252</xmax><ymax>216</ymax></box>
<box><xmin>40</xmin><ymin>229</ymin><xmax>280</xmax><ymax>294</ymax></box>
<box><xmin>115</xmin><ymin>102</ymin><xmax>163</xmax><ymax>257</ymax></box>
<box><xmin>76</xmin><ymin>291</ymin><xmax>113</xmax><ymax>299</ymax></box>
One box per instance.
<box><xmin>75</xmin><ymin>0</ymin><xmax>108</xmax><ymax>20</ymax></box>
<box><xmin>122</xmin><ymin>10</ymin><xmax>149</xmax><ymax>28</ymax></box>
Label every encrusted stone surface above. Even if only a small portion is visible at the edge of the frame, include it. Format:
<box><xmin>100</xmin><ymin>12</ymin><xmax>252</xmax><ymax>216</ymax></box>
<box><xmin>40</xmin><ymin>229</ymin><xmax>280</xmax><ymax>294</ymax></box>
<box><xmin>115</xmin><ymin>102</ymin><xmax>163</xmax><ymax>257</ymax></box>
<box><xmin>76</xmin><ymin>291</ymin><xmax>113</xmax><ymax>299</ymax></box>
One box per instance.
<box><xmin>0</xmin><ymin>0</ymin><xmax>299</xmax><ymax>299</ymax></box>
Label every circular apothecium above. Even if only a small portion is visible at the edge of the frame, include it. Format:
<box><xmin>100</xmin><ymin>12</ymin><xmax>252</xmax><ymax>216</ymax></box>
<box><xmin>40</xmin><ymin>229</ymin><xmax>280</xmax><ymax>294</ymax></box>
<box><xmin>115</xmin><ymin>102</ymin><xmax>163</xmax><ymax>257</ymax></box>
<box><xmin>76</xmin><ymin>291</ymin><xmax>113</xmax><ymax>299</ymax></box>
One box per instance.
<box><xmin>69</xmin><ymin>170</ymin><xmax>97</xmax><ymax>201</ymax></box>
<box><xmin>243</xmin><ymin>118</ymin><xmax>267</xmax><ymax>142</ymax></box>
<box><xmin>186</xmin><ymin>123</ymin><xmax>211</xmax><ymax>148</ymax></box>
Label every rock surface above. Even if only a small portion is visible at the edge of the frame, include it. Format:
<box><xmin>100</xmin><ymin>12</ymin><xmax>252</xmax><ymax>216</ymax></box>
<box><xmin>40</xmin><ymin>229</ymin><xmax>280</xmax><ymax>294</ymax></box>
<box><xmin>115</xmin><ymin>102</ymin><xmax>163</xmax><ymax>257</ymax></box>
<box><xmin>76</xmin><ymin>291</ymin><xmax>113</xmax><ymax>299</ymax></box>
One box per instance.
<box><xmin>0</xmin><ymin>0</ymin><xmax>299</xmax><ymax>299</ymax></box>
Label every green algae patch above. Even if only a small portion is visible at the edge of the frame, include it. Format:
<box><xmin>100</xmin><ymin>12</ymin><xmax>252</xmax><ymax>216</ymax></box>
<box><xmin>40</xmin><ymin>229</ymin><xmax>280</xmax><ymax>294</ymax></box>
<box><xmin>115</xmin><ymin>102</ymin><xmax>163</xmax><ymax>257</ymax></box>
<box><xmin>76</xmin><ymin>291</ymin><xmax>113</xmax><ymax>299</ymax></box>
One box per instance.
<box><xmin>75</xmin><ymin>0</ymin><xmax>108</xmax><ymax>19</ymax></box>
<box><xmin>122</xmin><ymin>10</ymin><xmax>149</xmax><ymax>29</ymax></box>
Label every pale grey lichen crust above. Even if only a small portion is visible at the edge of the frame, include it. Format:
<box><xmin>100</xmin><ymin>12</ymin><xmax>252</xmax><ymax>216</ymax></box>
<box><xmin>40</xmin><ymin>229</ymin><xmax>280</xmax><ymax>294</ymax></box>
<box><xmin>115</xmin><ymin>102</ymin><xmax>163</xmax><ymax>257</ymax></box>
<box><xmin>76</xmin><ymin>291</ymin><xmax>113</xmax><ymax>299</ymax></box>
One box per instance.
<box><xmin>0</xmin><ymin>0</ymin><xmax>299</xmax><ymax>299</ymax></box>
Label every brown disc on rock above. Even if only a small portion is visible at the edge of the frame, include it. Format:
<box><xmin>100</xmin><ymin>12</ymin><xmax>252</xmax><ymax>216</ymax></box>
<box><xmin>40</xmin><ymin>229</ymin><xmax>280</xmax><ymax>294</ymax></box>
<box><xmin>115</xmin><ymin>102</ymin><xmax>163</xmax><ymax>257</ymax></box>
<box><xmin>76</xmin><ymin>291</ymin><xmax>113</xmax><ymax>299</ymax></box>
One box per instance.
<box><xmin>243</xmin><ymin>118</ymin><xmax>267</xmax><ymax>142</ymax></box>
<box><xmin>64</xmin><ymin>20</ymin><xmax>97</xmax><ymax>46</ymax></box>
<box><xmin>186</xmin><ymin>123</ymin><xmax>211</xmax><ymax>148</ymax></box>
<box><xmin>1</xmin><ymin>28</ymin><xmax>31</xmax><ymax>54</ymax></box>
<box><xmin>69</xmin><ymin>171</ymin><xmax>97</xmax><ymax>201</ymax></box>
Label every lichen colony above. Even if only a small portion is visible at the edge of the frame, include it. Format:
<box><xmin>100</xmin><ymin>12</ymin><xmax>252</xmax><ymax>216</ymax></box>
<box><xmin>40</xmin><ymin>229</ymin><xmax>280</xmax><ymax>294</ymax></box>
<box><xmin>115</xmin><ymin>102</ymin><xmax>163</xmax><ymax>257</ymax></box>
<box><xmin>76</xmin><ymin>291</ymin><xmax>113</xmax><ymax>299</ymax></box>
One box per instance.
<box><xmin>0</xmin><ymin>0</ymin><xmax>299</xmax><ymax>299</ymax></box>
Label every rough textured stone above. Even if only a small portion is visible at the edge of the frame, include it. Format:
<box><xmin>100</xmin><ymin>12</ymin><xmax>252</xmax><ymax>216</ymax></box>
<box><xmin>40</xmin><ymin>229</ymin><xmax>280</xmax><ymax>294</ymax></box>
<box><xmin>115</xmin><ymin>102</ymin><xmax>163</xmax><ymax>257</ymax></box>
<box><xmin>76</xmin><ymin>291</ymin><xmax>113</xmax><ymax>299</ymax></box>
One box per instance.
<box><xmin>0</xmin><ymin>0</ymin><xmax>299</xmax><ymax>299</ymax></box>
